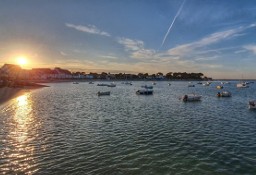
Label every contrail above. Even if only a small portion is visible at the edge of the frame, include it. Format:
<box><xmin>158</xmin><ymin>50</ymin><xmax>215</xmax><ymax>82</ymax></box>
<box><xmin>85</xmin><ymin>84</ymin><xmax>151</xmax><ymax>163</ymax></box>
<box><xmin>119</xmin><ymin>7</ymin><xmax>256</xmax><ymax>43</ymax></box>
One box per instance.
<box><xmin>160</xmin><ymin>0</ymin><xmax>186</xmax><ymax>49</ymax></box>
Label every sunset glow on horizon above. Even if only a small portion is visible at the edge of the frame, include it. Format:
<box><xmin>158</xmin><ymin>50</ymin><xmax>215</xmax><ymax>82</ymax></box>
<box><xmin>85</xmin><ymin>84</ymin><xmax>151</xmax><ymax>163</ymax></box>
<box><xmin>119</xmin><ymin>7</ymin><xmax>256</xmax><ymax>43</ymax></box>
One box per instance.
<box><xmin>17</xmin><ymin>56</ymin><xmax>28</xmax><ymax>67</ymax></box>
<box><xmin>1</xmin><ymin>1</ymin><xmax>256</xmax><ymax>79</ymax></box>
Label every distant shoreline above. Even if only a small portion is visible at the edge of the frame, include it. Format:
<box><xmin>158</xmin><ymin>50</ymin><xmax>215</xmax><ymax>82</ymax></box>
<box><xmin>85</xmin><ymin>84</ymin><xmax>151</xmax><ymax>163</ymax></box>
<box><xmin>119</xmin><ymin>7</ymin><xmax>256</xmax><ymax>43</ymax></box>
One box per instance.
<box><xmin>30</xmin><ymin>79</ymin><xmax>256</xmax><ymax>84</ymax></box>
<box><xmin>31</xmin><ymin>79</ymin><xmax>209</xmax><ymax>83</ymax></box>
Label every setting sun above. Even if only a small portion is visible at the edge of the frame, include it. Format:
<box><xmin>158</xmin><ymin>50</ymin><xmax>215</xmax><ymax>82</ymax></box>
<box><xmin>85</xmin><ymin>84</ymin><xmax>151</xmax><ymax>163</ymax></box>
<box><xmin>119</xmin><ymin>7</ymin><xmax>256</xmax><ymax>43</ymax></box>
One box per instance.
<box><xmin>17</xmin><ymin>57</ymin><xmax>28</xmax><ymax>66</ymax></box>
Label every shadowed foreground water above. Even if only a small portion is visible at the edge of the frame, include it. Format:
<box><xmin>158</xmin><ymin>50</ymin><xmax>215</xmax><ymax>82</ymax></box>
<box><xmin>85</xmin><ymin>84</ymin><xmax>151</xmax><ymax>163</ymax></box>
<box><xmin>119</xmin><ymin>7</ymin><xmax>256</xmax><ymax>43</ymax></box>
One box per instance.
<box><xmin>1</xmin><ymin>81</ymin><xmax>256</xmax><ymax>174</ymax></box>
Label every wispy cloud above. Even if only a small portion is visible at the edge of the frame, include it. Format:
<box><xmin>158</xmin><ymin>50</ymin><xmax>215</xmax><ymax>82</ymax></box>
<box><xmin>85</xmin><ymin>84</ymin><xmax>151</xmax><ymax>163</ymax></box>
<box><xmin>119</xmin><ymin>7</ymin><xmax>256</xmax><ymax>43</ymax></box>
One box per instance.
<box><xmin>114</xmin><ymin>23</ymin><xmax>255</xmax><ymax>75</ymax></box>
<box><xmin>117</xmin><ymin>38</ymin><xmax>144</xmax><ymax>51</ymax></box>
<box><xmin>117</xmin><ymin>26</ymin><xmax>242</xmax><ymax>62</ymax></box>
<box><xmin>199</xmin><ymin>63</ymin><xmax>223</xmax><ymax>69</ymax></box>
<box><xmin>167</xmin><ymin>23</ymin><xmax>256</xmax><ymax>57</ymax></box>
<box><xmin>65</xmin><ymin>23</ymin><xmax>111</xmax><ymax>37</ymax></box>
<box><xmin>195</xmin><ymin>55</ymin><xmax>219</xmax><ymax>61</ymax></box>
<box><xmin>197</xmin><ymin>46</ymin><xmax>239</xmax><ymax>55</ymax></box>
<box><xmin>243</xmin><ymin>45</ymin><xmax>256</xmax><ymax>54</ymax></box>
<box><xmin>117</xmin><ymin>37</ymin><xmax>155</xmax><ymax>59</ymax></box>
<box><xmin>99</xmin><ymin>55</ymin><xmax>118</xmax><ymax>59</ymax></box>
<box><xmin>60</xmin><ymin>51</ymin><xmax>68</xmax><ymax>56</ymax></box>
<box><xmin>235</xmin><ymin>50</ymin><xmax>247</xmax><ymax>54</ymax></box>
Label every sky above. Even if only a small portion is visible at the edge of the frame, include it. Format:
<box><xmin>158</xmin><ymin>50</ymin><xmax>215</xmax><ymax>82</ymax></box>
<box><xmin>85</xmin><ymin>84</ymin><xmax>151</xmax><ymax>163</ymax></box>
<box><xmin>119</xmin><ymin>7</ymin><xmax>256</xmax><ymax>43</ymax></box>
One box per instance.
<box><xmin>0</xmin><ymin>0</ymin><xmax>256</xmax><ymax>79</ymax></box>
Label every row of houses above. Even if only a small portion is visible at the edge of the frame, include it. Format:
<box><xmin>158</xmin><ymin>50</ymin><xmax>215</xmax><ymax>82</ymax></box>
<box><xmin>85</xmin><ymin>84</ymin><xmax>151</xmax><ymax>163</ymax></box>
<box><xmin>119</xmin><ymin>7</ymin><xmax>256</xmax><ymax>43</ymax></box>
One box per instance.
<box><xmin>0</xmin><ymin>64</ymin><xmax>208</xmax><ymax>81</ymax></box>
<box><xmin>0</xmin><ymin>64</ymin><xmax>94</xmax><ymax>80</ymax></box>
<box><xmin>0</xmin><ymin>64</ymin><xmax>163</xmax><ymax>81</ymax></box>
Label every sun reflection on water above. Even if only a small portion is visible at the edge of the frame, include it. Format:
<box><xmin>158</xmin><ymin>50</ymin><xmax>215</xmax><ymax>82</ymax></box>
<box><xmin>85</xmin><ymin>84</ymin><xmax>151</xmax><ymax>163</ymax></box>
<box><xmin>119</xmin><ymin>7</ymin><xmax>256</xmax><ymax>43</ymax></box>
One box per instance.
<box><xmin>14</xmin><ymin>94</ymin><xmax>32</xmax><ymax>143</ymax></box>
<box><xmin>1</xmin><ymin>93</ymin><xmax>39</xmax><ymax>174</ymax></box>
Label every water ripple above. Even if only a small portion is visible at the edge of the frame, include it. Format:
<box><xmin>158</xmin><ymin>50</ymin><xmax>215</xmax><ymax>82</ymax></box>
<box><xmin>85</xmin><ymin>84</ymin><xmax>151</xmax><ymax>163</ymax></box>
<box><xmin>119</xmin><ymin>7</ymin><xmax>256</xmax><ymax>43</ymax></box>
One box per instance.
<box><xmin>1</xmin><ymin>81</ymin><xmax>256</xmax><ymax>174</ymax></box>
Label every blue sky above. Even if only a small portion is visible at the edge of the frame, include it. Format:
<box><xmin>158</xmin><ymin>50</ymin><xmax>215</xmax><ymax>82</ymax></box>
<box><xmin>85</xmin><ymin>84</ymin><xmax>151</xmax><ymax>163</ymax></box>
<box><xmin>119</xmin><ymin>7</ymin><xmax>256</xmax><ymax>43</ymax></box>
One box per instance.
<box><xmin>0</xmin><ymin>0</ymin><xmax>256</xmax><ymax>78</ymax></box>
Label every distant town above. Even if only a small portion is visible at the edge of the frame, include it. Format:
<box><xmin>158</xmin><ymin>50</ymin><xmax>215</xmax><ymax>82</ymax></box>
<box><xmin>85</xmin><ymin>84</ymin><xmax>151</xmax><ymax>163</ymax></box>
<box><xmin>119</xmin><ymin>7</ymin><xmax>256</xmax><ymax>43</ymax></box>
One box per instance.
<box><xmin>0</xmin><ymin>63</ymin><xmax>211</xmax><ymax>87</ymax></box>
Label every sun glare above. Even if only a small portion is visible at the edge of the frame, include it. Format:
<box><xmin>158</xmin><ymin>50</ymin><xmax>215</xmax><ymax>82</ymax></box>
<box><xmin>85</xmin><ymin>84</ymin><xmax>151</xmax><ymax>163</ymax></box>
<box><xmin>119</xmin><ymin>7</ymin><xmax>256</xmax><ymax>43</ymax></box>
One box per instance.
<box><xmin>17</xmin><ymin>56</ymin><xmax>28</xmax><ymax>66</ymax></box>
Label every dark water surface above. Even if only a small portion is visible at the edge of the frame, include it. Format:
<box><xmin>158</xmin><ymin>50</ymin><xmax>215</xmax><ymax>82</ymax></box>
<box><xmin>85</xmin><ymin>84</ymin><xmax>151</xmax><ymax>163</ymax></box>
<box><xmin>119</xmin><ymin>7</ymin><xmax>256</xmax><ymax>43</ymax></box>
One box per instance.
<box><xmin>1</xmin><ymin>81</ymin><xmax>256</xmax><ymax>174</ymax></box>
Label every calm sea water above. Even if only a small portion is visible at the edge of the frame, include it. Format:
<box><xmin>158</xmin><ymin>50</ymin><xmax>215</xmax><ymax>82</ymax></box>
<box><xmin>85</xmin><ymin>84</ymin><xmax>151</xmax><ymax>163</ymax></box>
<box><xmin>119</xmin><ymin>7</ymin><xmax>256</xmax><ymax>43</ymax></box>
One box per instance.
<box><xmin>1</xmin><ymin>81</ymin><xmax>256</xmax><ymax>175</ymax></box>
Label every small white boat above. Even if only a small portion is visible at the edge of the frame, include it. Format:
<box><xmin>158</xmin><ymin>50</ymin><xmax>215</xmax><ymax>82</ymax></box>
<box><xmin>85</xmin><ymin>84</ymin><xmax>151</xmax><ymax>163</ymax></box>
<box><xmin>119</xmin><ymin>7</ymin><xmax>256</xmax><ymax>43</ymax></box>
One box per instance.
<box><xmin>168</xmin><ymin>83</ymin><xmax>171</xmax><ymax>86</ymax></box>
<box><xmin>221</xmin><ymin>81</ymin><xmax>230</xmax><ymax>85</ymax></box>
<box><xmin>203</xmin><ymin>82</ymin><xmax>211</xmax><ymax>86</ymax></box>
<box><xmin>225</xmin><ymin>81</ymin><xmax>230</xmax><ymax>84</ymax></box>
<box><xmin>89</xmin><ymin>81</ymin><xmax>94</xmax><ymax>84</ymax></box>
<box><xmin>180</xmin><ymin>94</ymin><xmax>202</xmax><ymax>102</ymax></box>
<box><xmin>249</xmin><ymin>100</ymin><xmax>256</xmax><ymax>109</ymax></box>
<box><xmin>217</xmin><ymin>91</ymin><xmax>231</xmax><ymax>97</ymax></box>
<box><xmin>136</xmin><ymin>89</ymin><xmax>153</xmax><ymax>95</ymax></box>
<box><xmin>124</xmin><ymin>82</ymin><xmax>132</xmax><ymax>85</ymax></box>
<box><xmin>107</xmin><ymin>83</ymin><xmax>116</xmax><ymax>87</ymax></box>
<box><xmin>152</xmin><ymin>82</ymin><xmax>156</xmax><ymax>85</ymax></box>
<box><xmin>237</xmin><ymin>83</ymin><xmax>249</xmax><ymax>88</ymax></box>
<box><xmin>97</xmin><ymin>83</ymin><xmax>108</xmax><ymax>86</ymax></box>
<box><xmin>73</xmin><ymin>82</ymin><xmax>79</xmax><ymax>84</ymax></box>
<box><xmin>97</xmin><ymin>91</ymin><xmax>110</xmax><ymax>96</ymax></box>
<box><xmin>216</xmin><ymin>85</ymin><xmax>223</xmax><ymax>89</ymax></box>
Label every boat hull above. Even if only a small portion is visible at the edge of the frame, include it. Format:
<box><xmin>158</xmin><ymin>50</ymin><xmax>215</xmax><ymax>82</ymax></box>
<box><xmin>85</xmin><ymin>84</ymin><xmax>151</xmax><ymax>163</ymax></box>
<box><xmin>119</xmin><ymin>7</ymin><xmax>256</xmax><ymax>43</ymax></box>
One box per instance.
<box><xmin>97</xmin><ymin>91</ymin><xmax>110</xmax><ymax>96</ymax></box>
<box><xmin>249</xmin><ymin>101</ymin><xmax>256</xmax><ymax>109</ymax></box>
<box><xmin>141</xmin><ymin>85</ymin><xmax>153</xmax><ymax>89</ymax></box>
<box><xmin>217</xmin><ymin>91</ymin><xmax>231</xmax><ymax>97</ymax></box>
<box><xmin>181</xmin><ymin>94</ymin><xmax>202</xmax><ymax>102</ymax></box>
<box><xmin>136</xmin><ymin>90</ymin><xmax>153</xmax><ymax>95</ymax></box>
<box><xmin>237</xmin><ymin>83</ymin><xmax>249</xmax><ymax>88</ymax></box>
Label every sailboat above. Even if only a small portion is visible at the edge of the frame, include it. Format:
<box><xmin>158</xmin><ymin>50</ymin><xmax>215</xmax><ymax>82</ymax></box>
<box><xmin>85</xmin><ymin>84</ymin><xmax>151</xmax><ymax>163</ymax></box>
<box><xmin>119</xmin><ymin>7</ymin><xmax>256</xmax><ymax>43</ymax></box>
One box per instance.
<box><xmin>237</xmin><ymin>75</ymin><xmax>249</xmax><ymax>88</ymax></box>
<box><xmin>236</xmin><ymin>82</ymin><xmax>249</xmax><ymax>88</ymax></box>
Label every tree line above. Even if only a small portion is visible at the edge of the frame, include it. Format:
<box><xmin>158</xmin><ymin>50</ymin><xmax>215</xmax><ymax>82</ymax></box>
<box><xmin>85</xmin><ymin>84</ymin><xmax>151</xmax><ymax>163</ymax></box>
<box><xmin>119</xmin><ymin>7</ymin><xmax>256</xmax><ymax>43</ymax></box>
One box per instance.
<box><xmin>85</xmin><ymin>72</ymin><xmax>211</xmax><ymax>80</ymax></box>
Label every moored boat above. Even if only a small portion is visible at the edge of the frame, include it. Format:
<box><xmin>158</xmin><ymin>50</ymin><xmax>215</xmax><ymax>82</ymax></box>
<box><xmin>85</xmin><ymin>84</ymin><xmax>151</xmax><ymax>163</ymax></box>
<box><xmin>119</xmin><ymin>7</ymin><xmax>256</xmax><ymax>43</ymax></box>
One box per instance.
<box><xmin>97</xmin><ymin>83</ymin><xmax>116</xmax><ymax>87</ymax></box>
<box><xmin>188</xmin><ymin>84</ymin><xmax>195</xmax><ymax>87</ymax></box>
<box><xmin>124</xmin><ymin>82</ymin><xmax>132</xmax><ymax>85</ymax></box>
<box><xmin>136</xmin><ymin>89</ymin><xmax>153</xmax><ymax>95</ymax></box>
<box><xmin>180</xmin><ymin>94</ymin><xmax>202</xmax><ymax>102</ymax></box>
<box><xmin>217</xmin><ymin>91</ymin><xmax>231</xmax><ymax>97</ymax></box>
<box><xmin>141</xmin><ymin>85</ymin><xmax>153</xmax><ymax>89</ymax></box>
<box><xmin>236</xmin><ymin>83</ymin><xmax>249</xmax><ymax>88</ymax></box>
<box><xmin>216</xmin><ymin>85</ymin><xmax>223</xmax><ymax>89</ymax></box>
<box><xmin>97</xmin><ymin>91</ymin><xmax>110</xmax><ymax>96</ymax></box>
<box><xmin>97</xmin><ymin>83</ymin><xmax>108</xmax><ymax>86</ymax></box>
<box><xmin>107</xmin><ymin>83</ymin><xmax>116</xmax><ymax>87</ymax></box>
<box><xmin>203</xmin><ymin>82</ymin><xmax>211</xmax><ymax>86</ymax></box>
<box><xmin>73</xmin><ymin>82</ymin><xmax>79</xmax><ymax>84</ymax></box>
<box><xmin>249</xmin><ymin>100</ymin><xmax>256</xmax><ymax>109</ymax></box>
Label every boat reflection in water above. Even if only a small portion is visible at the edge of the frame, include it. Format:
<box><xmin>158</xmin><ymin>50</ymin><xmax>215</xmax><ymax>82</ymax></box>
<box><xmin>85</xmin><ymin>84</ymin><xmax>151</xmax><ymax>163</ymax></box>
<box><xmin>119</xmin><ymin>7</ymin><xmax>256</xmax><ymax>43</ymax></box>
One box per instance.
<box><xmin>1</xmin><ymin>93</ymin><xmax>39</xmax><ymax>174</ymax></box>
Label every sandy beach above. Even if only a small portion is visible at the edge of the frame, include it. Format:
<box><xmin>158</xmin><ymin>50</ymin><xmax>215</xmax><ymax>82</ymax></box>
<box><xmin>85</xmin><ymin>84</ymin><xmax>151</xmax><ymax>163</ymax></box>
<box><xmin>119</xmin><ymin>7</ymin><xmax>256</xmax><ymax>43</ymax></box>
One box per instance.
<box><xmin>0</xmin><ymin>85</ymin><xmax>48</xmax><ymax>105</ymax></box>
<box><xmin>0</xmin><ymin>87</ymin><xmax>27</xmax><ymax>105</ymax></box>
